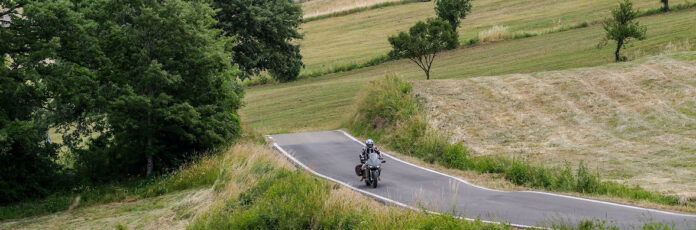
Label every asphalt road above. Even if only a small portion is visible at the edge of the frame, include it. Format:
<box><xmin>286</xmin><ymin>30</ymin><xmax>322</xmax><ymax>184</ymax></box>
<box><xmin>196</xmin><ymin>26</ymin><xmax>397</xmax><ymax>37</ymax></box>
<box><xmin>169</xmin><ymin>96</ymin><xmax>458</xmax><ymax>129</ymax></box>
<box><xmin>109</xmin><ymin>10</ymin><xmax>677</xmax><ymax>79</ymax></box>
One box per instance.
<box><xmin>268</xmin><ymin>130</ymin><xmax>696</xmax><ymax>229</ymax></box>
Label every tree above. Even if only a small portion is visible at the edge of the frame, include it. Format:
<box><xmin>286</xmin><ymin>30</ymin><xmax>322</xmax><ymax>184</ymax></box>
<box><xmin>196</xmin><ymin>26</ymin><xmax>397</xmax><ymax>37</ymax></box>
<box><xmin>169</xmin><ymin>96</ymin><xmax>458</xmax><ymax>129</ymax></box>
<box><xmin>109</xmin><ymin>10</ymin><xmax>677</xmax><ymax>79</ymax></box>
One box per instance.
<box><xmin>388</xmin><ymin>18</ymin><xmax>458</xmax><ymax>80</ymax></box>
<box><xmin>212</xmin><ymin>0</ymin><xmax>303</xmax><ymax>82</ymax></box>
<box><xmin>70</xmin><ymin>0</ymin><xmax>243</xmax><ymax>179</ymax></box>
<box><xmin>661</xmin><ymin>0</ymin><xmax>669</xmax><ymax>11</ymax></box>
<box><xmin>603</xmin><ymin>0</ymin><xmax>646</xmax><ymax>62</ymax></box>
<box><xmin>0</xmin><ymin>0</ymin><xmax>100</xmax><ymax>203</ymax></box>
<box><xmin>434</xmin><ymin>0</ymin><xmax>472</xmax><ymax>30</ymax></box>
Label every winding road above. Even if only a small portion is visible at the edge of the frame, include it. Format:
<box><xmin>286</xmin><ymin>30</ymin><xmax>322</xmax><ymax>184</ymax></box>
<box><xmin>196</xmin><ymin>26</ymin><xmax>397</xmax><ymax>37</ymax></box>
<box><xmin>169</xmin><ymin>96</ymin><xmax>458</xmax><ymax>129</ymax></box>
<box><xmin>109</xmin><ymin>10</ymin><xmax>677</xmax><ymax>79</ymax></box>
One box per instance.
<box><xmin>268</xmin><ymin>130</ymin><xmax>695</xmax><ymax>229</ymax></box>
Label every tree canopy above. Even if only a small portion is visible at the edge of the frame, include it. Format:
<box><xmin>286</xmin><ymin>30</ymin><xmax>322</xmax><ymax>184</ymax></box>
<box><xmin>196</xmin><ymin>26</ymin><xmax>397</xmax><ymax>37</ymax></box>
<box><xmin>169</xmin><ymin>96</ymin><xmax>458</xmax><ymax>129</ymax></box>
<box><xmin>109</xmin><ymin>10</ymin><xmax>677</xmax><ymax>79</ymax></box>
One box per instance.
<box><xmin>212</xmin><ymin>0</ymin><xmax>304</xmax><ymax>82</ymax></box>
<box><xmin>1</xmin><ymin>0</ymin><xmax>245</xmax><ymax>203</ymax></box>
<box><xmin>72</xmin><ymin>0</ymin><xmax>243</xmax><ymax>179</ymax></box>
<box><xmin>388</xmin><ymin>18</ymin><xmax>458</xmax><ymax>80</ymax></box>
<box><xmin>0</xmin><ymin>0</ymin><xmax>99</xmax><ymax>203</ymax></box>
<box><xmin>434</xmin><ymin>0</ymin><xmax>472</xmax><ymax>30</ymax></box>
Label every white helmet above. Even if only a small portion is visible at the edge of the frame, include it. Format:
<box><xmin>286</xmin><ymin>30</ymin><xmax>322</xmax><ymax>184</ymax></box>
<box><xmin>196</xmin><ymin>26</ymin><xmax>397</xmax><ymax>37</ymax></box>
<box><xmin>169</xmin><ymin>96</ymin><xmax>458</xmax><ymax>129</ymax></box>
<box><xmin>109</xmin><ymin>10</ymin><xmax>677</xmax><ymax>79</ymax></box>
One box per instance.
<box><xmin>366</xmin><ymin>139</ymin><xmax>374</xmax><ymax>147</ymax></box>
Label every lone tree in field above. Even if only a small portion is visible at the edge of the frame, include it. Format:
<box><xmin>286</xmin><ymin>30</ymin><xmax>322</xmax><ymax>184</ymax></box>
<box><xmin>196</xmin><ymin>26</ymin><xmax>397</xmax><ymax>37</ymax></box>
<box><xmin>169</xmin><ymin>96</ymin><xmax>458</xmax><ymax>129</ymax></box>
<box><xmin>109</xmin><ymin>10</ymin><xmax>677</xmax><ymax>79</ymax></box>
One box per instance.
<box><xmin>388</xmin><ymin>18</ymin><xmax>458</xmax><ymax>80</ymax></box>
<box><xmin>434</xmin><ymin>0</ymin><xmax>472</xmax><ymax>31</ymax></box>
<box><xmin>603</xmin><ymin>0</ymin><xmax>646</xmax><ymax>62</ymax></box>
<box><xmin>661</xmin><ymin>0</ymin><xmax>669</xmax><ymax>11</ymax></box>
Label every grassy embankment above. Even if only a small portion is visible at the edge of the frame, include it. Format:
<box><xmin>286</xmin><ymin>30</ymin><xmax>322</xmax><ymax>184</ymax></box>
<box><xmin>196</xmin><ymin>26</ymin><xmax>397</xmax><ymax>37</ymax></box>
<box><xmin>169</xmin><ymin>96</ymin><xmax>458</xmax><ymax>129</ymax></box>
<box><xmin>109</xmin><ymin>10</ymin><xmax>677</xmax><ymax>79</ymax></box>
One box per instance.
<box><xmin>1</xmin><ymin>131</ymin><xmax>264</xmax><ymax>221</ymax></box>
<box><xmin>185</xmin><ymin>141</ymin><xmax>514</xmax><ymax>230</ymax></box>
<box><xmin>0</xmin><ymin>148</ymin><xmax>222</xmax><ymax>221</ymax></box>
<box><xmin>1</xmin><ymin>138</ymin><xmax>516</xmax><ymax>229</ymax></box>
<box><xmin>241</xmin><ymin>7</ymin><xmax>696</xmax><ymax>134</ymax></box>
<box><xmin>298</xmin><ymin>0</ymin><xmax>695</xmax><ymax>77</ymax></box>
<box><xmin>346</xmin><ymin>74</ymin><xmax>694</xmax><ymax>209</ymax></box>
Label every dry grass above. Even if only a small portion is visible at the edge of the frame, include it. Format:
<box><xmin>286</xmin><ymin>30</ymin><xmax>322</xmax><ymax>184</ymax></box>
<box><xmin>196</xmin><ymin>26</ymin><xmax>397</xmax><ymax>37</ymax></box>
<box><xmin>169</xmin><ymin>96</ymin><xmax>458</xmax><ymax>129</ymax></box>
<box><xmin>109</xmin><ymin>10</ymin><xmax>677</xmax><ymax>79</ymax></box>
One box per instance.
<box><xmin>0</xmin><ymin>189</ymin><xmax>214</xmax><ymax>230</ymax></box>
<box><xmin>414</xmin><ymin>54</ymin><xmax>696</xmax><ymax>199</ymax></box>
<box><xmin>478</xmin><ymin>25</ymin><xmax>509</xmax><ymax>43</ymax></box>
<box><xmin>301</xmin><ymin>0</ymin><xmax>402</xmax><ymax>18</ymax></box>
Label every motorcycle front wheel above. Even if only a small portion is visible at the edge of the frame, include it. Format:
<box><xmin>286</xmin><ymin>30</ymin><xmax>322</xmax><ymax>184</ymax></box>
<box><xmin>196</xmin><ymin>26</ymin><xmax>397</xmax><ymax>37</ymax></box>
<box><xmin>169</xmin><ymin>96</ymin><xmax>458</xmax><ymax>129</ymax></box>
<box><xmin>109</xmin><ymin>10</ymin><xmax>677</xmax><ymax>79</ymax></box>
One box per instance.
<box><xmin>371</xmin><ymin>171</ymin><xmax>378</xmax><ymax>188</ymax></box>
<box><xmin>364</xmin><ymin>170</ymin><xmax>371</xmax><ymax>186</ymax></box>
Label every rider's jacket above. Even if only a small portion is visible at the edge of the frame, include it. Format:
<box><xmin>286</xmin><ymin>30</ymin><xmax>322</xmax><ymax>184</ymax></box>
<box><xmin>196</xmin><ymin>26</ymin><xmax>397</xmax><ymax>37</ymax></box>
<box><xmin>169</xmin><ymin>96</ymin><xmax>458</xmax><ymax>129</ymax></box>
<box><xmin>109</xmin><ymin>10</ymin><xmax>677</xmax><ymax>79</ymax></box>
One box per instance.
<box><xmin>362</xmin><ymin>146</ymin><xmax>381</xmax><ymax>155</ymax></box>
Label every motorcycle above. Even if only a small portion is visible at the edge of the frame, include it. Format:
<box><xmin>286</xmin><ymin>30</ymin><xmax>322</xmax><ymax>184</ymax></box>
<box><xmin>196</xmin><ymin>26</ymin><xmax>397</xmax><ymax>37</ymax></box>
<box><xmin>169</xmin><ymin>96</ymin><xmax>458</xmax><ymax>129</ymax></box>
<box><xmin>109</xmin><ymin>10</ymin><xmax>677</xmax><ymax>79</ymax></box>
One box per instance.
<box><xmin>356</xmin><ymin>152</ymin><xmax>386</xmax><ymax>188</ymax></box>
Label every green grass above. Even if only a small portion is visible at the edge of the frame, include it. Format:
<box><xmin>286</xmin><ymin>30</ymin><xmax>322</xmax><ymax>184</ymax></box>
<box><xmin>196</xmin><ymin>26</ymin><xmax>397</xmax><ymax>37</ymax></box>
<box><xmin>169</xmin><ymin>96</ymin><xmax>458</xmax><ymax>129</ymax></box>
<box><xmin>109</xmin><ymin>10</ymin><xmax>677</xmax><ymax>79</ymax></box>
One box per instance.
<box><xmin>345</xmin><ymin>75</ymin><xmax>687</xmax><ymax>207</ymax></box>
<box><xmin>298</xmin><ymin>0</ymin><xmax>693</xmax><ymax>75</ymax></box>
<box><xmin>243</xmin><ymin>8</ymin><xmax>696</xmax><ymax>133</ymax></box>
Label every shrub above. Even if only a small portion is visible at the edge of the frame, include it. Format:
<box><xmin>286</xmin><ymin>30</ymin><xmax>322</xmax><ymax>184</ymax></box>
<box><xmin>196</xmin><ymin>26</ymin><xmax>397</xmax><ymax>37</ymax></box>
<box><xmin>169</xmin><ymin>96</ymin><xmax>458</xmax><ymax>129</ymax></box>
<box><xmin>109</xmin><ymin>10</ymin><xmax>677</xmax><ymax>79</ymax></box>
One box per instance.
<box><xmin>505</xmin><ymin>159</ymin><xmax>533</xmax><ymax>186</ymax></box>
<box><xmin>575</xmin><ymin>162</ymin><xmax>600</xmax><ymax>193</ymax></box>
<box><xmin>442</xmin><ymin>143</ymin><xmax>469</xmax><ymax>169</ymax></box>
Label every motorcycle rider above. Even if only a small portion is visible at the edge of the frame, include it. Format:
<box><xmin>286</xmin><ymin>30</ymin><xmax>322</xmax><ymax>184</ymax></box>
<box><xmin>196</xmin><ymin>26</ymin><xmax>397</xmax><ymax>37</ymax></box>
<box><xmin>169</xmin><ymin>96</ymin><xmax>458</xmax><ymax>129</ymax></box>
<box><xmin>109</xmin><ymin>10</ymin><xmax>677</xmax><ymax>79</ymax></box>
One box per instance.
<box><xmin>359</xmin><ymin>139</ymin><xmax>383</xmax><ymax>181</ymax></box>
<box><xmin>361</xmin><ymin>139</ymin><xmax>383</xmax><ymax>161</ymax></box>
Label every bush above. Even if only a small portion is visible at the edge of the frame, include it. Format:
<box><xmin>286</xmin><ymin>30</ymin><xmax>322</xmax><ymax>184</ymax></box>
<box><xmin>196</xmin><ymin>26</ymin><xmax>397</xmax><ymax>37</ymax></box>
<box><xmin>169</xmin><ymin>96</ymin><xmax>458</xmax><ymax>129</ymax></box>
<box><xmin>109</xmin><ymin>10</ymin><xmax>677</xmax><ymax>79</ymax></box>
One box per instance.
<box><xmin>505</xmin><ymin>159</ymin><xmax>533</xmax><ymax>186</ymax></box>
<box><xmin>442</xmin><ymin>143</ymin><xmax>469</xmax><ymax>169</ymax></box>
<box><xmin>575</xmin><ymin>162</ymin><xmax>600</xmax><ymax>193</ymax></box>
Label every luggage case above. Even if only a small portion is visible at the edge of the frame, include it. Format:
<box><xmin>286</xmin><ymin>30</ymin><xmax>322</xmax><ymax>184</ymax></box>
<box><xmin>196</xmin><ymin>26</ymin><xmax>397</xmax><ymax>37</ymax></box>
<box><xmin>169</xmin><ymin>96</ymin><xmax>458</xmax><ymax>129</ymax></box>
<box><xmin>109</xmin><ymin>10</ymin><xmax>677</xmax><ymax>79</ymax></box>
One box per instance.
<box><xmin>355</xmin><ymin>164</ymin><xmax>363</xmax><ymax>176</ymax></box>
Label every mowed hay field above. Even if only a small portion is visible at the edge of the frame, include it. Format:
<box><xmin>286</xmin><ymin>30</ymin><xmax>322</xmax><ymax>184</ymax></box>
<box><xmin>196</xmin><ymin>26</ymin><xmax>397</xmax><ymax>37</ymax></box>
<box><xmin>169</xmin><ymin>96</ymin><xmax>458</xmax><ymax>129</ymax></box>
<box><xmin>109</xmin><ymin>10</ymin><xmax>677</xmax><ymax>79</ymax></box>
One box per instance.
<box><xmin>1</xmin><ymin>190</ymin><xmax>214</xmax><ymax>230</ymax></box>
<box><xmin>241</xmin><ymin>8</ymin><xmax>696</xmax><ymax>134</ymax></box>
<box><xmin>414</xmin><ymin>53</ymin><xmax>696</xmax><ymax>197</ymax></box>
<box><xmin>298</xmin><ymin>0</ymin><xmax>692</xmax><ymax>75</ymax></box>
<box><xmin>301</xmin><ymin>0</ymin><xmax>403</xmax><ymax>18</ymax></box>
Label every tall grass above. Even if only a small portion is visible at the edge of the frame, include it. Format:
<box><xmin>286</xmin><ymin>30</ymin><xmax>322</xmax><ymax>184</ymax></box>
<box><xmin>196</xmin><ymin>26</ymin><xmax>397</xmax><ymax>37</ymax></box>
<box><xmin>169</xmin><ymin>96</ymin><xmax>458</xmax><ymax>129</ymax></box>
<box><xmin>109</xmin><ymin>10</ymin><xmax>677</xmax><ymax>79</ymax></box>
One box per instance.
<box><xmin>238</xmin><ymin>74</ymin><xmax>278</xmax><ymax>87</ymax></box>
<box><xmin>478</xmin><ymin>25</ymin><xmax>509</xmax><ymax>43</ymax></box>
<box><xmin>346</xmin><ymin>75</ymin><xmax>684</xmax><ymax>206</ymax></box>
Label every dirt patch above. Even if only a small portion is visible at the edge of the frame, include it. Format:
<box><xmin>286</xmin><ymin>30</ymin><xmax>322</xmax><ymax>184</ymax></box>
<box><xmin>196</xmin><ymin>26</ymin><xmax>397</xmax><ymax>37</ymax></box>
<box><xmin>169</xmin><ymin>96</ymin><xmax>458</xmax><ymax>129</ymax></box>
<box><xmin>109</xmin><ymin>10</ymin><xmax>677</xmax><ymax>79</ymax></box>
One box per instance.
<box><xmin>413</xmin><ymin>54</ymin><xmax>696</xmax><ymax>199</ymax></box>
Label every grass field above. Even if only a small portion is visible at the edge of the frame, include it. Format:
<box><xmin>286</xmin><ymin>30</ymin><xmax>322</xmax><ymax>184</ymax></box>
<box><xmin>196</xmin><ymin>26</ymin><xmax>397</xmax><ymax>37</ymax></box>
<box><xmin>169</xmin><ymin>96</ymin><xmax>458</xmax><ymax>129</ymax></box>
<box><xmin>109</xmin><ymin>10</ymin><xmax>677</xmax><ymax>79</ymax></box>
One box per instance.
<box><xmin>298</xmin><ymin>0</ymin><xmax>692</xmax><ymax>75</ymax></box>
<box><xmin>415</xmin><ymin>54</ymin><xmax>696</xmax><ymax>197</ymax></box>
<box><xmin>301</xmin><ymin>0</ymin><xmax>404</xmax><ymax>18</ymax></box>
<box><xmin>242</xmin><ymin>8</ymin><xmax>696</xmax><ymax>134</ymax></box>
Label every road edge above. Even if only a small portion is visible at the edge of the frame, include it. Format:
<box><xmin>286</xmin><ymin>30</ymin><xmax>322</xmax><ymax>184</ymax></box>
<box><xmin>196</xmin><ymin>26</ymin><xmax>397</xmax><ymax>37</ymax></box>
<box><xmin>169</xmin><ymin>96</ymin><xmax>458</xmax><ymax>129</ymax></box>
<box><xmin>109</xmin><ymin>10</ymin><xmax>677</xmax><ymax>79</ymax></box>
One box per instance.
<box><xmin>336</xmin><ymin>130</ymin><xmax>696</xmax><ymax>218</ymax></box>
<box><xmin>266</xmin><ymin>135</ymin><xmax>539</xmax><ymax>229</ymax></box>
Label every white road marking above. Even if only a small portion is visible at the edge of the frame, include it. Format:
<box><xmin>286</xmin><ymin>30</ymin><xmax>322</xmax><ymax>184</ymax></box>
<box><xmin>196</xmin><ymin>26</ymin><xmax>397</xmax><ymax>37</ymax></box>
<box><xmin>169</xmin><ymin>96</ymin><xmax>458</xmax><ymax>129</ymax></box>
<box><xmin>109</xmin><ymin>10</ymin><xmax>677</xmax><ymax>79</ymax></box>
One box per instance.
<box><xmin>336</xmin><ymin>130</ymin><xmax>696</xmax><ymax>218</ymax></box>
<box><xmin>269</xmin><ymin>141</ymin><xmax>539</xmax><ymax>229</ymax></box>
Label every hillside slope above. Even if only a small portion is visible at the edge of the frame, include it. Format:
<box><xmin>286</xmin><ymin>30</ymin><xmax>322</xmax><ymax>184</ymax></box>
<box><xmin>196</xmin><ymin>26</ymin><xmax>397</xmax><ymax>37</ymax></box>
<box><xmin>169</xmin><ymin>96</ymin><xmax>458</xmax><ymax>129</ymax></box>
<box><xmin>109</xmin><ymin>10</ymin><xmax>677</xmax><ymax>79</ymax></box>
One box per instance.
<box><xmin>298</xmin><ymin>0</ymin><xmax>692</xmax><ymax>75</ymax></box>
<box><xmin>414</xmin><ymin>53</ymin><xmax>696</xmax><ymax>198</ymax></box>
<box><xmin>242</xmin><ymin>8</ymin><xmax>696</xmax><ymax>134</ymax></box>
